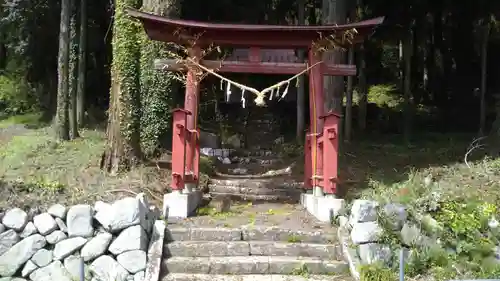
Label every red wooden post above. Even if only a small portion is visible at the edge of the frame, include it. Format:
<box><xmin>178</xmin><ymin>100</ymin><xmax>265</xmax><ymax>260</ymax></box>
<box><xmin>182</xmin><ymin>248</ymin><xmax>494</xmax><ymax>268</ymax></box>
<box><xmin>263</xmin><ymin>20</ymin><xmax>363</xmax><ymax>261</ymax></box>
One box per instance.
<box><xmin>193</xmin><ymin>128</ymin><xmax>200</xmax><ymax>183</ymax></box>
<box><xmin>171</xmin><ymin>109</ymin><xmax>191</xmax><ymax>191</ymax></box>
<box><xmin>304</xmin><ymin>132</ymin><xmax>312</xmax><ymax>189</ymax></box>
<box><xmin>307</xmin><ymin>48</ymin><xmax>324</xmax><ymax>187</ymax></box>
<box><xmin>184</xmin><ymin>46</ymin><xmax>202</xmax><ymax>177</ymax></box>
<box><xmin>320</xmin><ymin>112</ymin><xmax>341</xmax><ymax>194</ymax></box>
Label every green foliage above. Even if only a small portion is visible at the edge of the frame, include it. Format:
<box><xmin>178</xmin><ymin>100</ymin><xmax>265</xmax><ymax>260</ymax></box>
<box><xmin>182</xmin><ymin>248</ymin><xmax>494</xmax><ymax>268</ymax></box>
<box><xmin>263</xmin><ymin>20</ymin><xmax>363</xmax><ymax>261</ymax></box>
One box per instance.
<box><xmin>362</xmin><ymin>160</ymin><xmax>500</xmax><ymax>280</ymax></box>
<box><xmin>111</xmin><ymin>0</ymin><xmax>142</xmax><ymax>155</ymax></box>
<box><xmin>359</xmin><ymin>263</ymin><xmax>396</xmax><ymax>281</ymax></box>
<box><xmin>199</xmin><ymin>156</ymin><xmax>216</xmax><ymax>176</ymax></box>
<box><xmin>0</xmin><ymin>75</ymin><xmax>37</xmax><ymax>116</ymax></box>
<box><xmin>367</xmin><ymin>84</ymin><xmax>401</xmax><ymax>108</ymax></box>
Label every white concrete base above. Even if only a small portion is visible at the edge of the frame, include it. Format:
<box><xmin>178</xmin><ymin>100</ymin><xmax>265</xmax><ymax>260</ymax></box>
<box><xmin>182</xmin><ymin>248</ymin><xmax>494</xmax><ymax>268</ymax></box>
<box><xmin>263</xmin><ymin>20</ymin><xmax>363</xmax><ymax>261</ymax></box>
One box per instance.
<box><xmin>163</xmin><ymin>185</ymin><xmax>203</xmax><ymax>219</ymax></box>
<box><xmin>300</xmin><ymin>193</ymin><xmax>345</xmax><ymax>223</ymax></box>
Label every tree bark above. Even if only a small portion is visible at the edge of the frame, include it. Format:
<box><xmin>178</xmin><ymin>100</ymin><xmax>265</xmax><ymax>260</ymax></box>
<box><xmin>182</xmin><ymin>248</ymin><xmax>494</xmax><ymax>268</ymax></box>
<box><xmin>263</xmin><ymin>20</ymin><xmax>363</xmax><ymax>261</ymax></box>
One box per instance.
<box><xmin>69</xmin><ymin>0</ymin><xmax>80</xmax><ymax>139</ymax></box>
<box><xmin>357</xmin><ymin>42</ymin><xmax>367</xmax><ymax>132</ymax></box>
<box><xmin>101</xmin><ymin>0</ymin><xmax>142</xmax><ymax>174</ymax></box>
<box><xmin>322</xmin><ymin>0</ymin><xmax>346</xmax><ymax>114</ymax></box>
<box><xmin>77</xmin><ymin>0</ymin><xmax>87</xmax><ymax>127</ymax></box>
<box><xmin>345</xmin><ymin>47</ymin><xmax>354</xmax><ymax>142</ymax></box>
<box><xmin>55</xmin><ymin>0</ymin><xmax>71</xmax><ymax>141</ymax></box>
<box><xmin>296</xmin><ymin>0</ymin><xmax>306</xmax><ymax>143</ymax></box>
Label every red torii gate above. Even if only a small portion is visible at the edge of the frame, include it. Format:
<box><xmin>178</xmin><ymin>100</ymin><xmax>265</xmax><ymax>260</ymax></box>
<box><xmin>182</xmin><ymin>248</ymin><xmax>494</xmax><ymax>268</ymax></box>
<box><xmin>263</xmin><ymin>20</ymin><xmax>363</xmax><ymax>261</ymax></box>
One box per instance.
<box><xmin>128</xmin><ymin>9</ymin><xmax>383</xmax><ymax>217</ymax></box>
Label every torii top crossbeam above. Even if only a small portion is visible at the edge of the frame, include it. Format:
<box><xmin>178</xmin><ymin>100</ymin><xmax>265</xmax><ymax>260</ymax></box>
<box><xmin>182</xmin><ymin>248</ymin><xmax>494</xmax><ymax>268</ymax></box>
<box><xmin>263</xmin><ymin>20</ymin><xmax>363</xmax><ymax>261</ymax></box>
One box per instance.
<box><xmin>127</xmin><ymin>9</ymin><xmax>384</xmax><ymax>48</ymax></box>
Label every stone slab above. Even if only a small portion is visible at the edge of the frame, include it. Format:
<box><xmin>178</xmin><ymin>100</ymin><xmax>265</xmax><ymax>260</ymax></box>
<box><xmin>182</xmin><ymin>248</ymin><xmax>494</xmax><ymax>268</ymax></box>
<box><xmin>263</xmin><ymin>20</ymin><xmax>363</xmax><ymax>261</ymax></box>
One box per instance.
<box><xmin>162</xmin><ymin>274</ymin><xmax>354</xmax><ymax>281</ymax></box>
<box><xmin>165</xmin><ymin>241</ymin><xmax>341</xmax><ymax>259</ymax></box>
<box><xmin>249</xmin><ymin>241</ymin><xmax>341</xmax><ymax>259</ymax></box>
<box><xmin>144</xmin><ymin>220</ymin><xmax>165</xmax><ymax>281</ymax></box>
<box><xmin>165</xmin><ymin>241</ymin><xmax>250</xmax><ymax>257</ymax></box>
<box><xmin>162</xmin><ymin>256</ymin><xmax>348</xmax><ymax>275</ymax></box>
<box><xmin>165</xmin><ymin>228</ymin><xmax>242</xmax><ymax>242</ymax></box>
<box><xmin>242</xmin><ymin>227</ymin><xmax>337</xmax><ymax>243</ymax></box>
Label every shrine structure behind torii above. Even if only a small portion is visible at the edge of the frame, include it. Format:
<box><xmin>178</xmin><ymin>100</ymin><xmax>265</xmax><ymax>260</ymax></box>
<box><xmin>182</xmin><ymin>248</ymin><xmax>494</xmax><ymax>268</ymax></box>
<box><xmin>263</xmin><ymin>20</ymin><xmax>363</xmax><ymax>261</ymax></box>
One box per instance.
<box><xmin>128</xmin><ymin>9</ymin><xmax>384</xmax><ymax>219</ymax></box>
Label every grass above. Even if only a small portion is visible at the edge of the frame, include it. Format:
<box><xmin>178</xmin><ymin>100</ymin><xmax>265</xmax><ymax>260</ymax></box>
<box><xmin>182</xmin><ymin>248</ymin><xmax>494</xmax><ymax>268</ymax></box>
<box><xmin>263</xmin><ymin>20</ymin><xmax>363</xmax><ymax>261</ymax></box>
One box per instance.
<box><xmin>0</xmin><ymin>112</ymin><xmax>46</xmax><ymax>129</ymax></box>
<box><xmin>0</xmin><ymin>114</ymin><xmax>173</xmax><ymax>209</ymax></box>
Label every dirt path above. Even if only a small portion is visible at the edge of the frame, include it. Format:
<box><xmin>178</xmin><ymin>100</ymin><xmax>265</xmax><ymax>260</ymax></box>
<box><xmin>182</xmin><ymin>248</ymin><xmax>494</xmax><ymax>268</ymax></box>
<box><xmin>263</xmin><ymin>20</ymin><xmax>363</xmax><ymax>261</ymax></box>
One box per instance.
<box><xmin>0</xmin><ymin>124</ymin><xmax>30</xmax><ymax>145</ymax></box>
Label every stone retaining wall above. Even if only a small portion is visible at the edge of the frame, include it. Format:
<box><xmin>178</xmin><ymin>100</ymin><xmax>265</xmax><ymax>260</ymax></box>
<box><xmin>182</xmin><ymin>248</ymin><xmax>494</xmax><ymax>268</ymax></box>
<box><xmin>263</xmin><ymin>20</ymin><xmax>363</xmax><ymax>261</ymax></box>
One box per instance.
<box><xmin>335</xmin><ymin>199</ymin><xmax>414</xmax><ymax>280</ymax></box>
<box><xmin>0</xmin><ymin>194</ymin><xmax>162</xmax><ymax>281</ymax></box>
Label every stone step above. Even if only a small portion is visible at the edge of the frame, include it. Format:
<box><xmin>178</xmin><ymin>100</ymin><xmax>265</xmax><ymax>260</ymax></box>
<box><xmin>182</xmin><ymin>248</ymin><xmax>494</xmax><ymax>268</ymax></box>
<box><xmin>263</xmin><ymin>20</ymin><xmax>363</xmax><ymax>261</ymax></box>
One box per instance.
<box><xmin>208</xmin><ymin>192</ymin><xmax>301</xmax><ymax>203</ymax></box>
<box><xmin>162</xmin><ymin>256</ymin><xmax>348</xmax><ymax>275</ymax></box>
<box><xmin>164</xmin><ymin>241</ymin><xmax>341</xmax><ymax>259</ymax></box>
<box><xmin>165</xmin><ymin>227</ymin><xmax>337</xmax><ymax>244</ymax></box>
<box><xmin>209</xmin><ymin>178</ymin><xmax>302</xmax><ymax>191</ymax></box>
<box><xmin>163</xmin><ymin>273</ymin><xmax>354</xmax><ymax>281</ymax></box>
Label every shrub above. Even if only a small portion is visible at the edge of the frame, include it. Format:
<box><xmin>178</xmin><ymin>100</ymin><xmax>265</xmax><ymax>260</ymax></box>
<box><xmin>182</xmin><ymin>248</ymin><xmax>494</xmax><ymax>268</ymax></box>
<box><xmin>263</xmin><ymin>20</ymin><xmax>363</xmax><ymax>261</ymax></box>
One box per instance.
<box><xmin>0</xmin><ymin>75</ymin><xmax>36</xmax><ymax>116</ymax></box>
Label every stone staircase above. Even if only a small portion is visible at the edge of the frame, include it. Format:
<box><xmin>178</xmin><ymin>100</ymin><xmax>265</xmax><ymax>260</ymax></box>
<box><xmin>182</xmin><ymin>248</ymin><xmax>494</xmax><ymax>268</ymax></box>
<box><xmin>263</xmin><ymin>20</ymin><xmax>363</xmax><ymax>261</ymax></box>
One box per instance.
<box><xmin>161</xmin><ymin>226</ymin><xmax>351</xmax><ymax>281</ymax></box>
<box><xmin>208</xmin><ymin>149</ymin><xmax>304</xmax><ymax>203</ymax></box>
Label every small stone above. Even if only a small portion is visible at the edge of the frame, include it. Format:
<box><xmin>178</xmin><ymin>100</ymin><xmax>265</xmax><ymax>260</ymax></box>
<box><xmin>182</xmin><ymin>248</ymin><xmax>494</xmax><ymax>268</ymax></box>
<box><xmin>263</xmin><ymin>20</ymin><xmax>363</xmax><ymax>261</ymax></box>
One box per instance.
<box><xmin>116</xmin><ymin>250</ymin><xmax>146</xmax><ymax>274</ymax></box>
<box><xmin>351</xmin><ymin>221</ymin><xmax>383</xmax><ymax>244</ymax></box>
<box><xmin>134</xmin><ymin>271</ymin><xmax>145</xmax><ymax>281</ymax></box>
<box><xmin>108</xmin><ymin>225</ymin><xmax>148</xmax><ymax>255</ymax></box>
<box><xmin>2</xmin><ymin>208</ymin><xmax>28</xmax><ymax>231</ymax></box>
<box><xmin>30</xmin><ymin>261</ymin><xmax>73</xmax><ymax>281</ymax></box>
<box><xmin>94</xmin><ymin>201</ymin><xmax>111</xmax><ymax>213</ymax></box>
<box><xmin>96</xmin><ymin>197</ymin><xmax>148</xmax><ymax>232</ymax></box>
<box><xmin>33</xmin><ymin>213</ymin><xmax>58</xmax><ymax>235</ymax></box>
<box><xmin>0</xmin><ymin>234</ymin><xmax>46</xmax><ymax>276</ymax></box>
<box><xmin>46</xmin><ymin>230</ymin><xmax>67</xmax><ymax>244</ymax></box>
<box><xmin>66</xmin><ymin>205</ymin><xmax>94</xmax><ymax>238</ymax></box>
<box><xmin>358</xmin><ymin>243</ymin><xmax>392</xmax><ymax>265</ymax></box>
<box><xmin>0</xmin><ymin>224</ymin><xmax>5</xmax><ymax>234</ymax></box>
<box><xmin>401</xmin><ymin>223</ymin><xmax>422</xmax><ymax>246</ymax></box>
<box><xmin>90</xmin><ymin>255</ymin><xmax>129</xmax><ymax>281</ymax></box>
<box><xmin>31</xmin><ymin>248</ymin><xmax>53</xmax><ymax>267</ymax></box>
<box><xmin>53</xmin><ymin>237</ymin><xmax>88</xmax><ymax>260</ymax></box>
<box><xmin>55</xmin><ymin>217</ymin><xmax>68</xmax><ymax>232</ymax></box>
<box><xmin>48</xmin><ymin>204</ymin><xmax>67</xmax><ymax>219</ymax></box>
<box><xmin>81</xmin><ymin>232</ymin><xmax>113</xmax><ymax>261</ymax></box>
<box><xmin>20</xmin><ymin>222</ymin><xmax>38</xmax><ymax>238</ymax></box>
<box><xmin>350</xmin><ymin>200</ymin><xmax>379</xmax><ymax>224</ymax></box>
<box><xmin>64</xmin><ymin>255</ymin><xmax>91</xmax><ymax>281</ymax></box>
<box><xmin>26</xmin><ymin>207</ymin><xmax>42</xmax><ymax>222</ymax></box>
<box><xmin>21</xmin><ymin>260</ymin><xmax>38</xmax><ymax>277</ymax></box>
<box><xmin>382</xmin><ymin>203</ymin><xmax>407</xmax><ymax>230</ymax></box>
<box><xmin>0</xmin><ymin>229</ymin><xmax>20</xmax><ymax>255</ymax></box>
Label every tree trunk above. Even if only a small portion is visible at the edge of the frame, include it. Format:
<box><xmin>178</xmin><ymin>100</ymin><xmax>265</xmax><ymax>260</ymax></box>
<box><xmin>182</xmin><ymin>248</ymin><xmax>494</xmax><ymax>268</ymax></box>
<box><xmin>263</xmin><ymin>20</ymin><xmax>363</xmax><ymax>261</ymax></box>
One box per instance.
<box><xmin>357</xmin><ymin>42</ymin><xmax>367</xmax><ymax>132</ymax></box>
<box><xmin>55</xmin><ymin>0</ymin><xmax>71</xmax><ymax>141</ymax></box>
<box><xmin>322</xmin><ymin>0</ymin><xmax>346</xmax><ymax>114</ymax></box>
<box><xmin>296</xmin><ymin>0</ymin><xmax>306</xmax><ymax>143</ymax></box>
<box><xmin>479</xmin><ymin>23</ymin><xmax>489</xmax><ymax>136</ymax></box>
<box><xmin>345</xmin><ymin>47</ymin><xmax>354</xmax><ymax>142</ymax></box>
<box><xmin>69</xmin><ymin>0</ymin><xmax>80</xmax><ymax>139</ymax></box>
<box><xmin>139</xmin><ymin>0</ymin><xmax>181</xmax><ymax>157</ymax></box>
<box><xmin>403</xmin><ymin>31</ymin><xmax>413</xmax><ymax>141</ymax></box>
<box><xmin>100</xmin><ymin>0</ymin><xmax>142</xmax><ymax>174</ymax></box>
<box><xmin>356</xmin><ymin>0</ymin><xmax>367</xmax><ymax>132</ymax></box>
<box><xmin>77</xmin><ymin>0</ymin><xmax>87</xmax><ymax>127</ymax></box>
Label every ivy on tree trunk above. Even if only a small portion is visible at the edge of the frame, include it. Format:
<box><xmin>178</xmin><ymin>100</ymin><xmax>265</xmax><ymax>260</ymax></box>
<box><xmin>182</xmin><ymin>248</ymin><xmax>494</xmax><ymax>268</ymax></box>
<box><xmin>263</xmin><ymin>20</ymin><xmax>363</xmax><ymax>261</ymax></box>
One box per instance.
<box><xmin>139</xmin><ymin>0</ymin><xmax>181</xmax><ymax>157</ymax></box>
<box><xmin>101</xmin><ymin>0</ymin><xmax>142</xmax><ymax>174</ymax></box>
